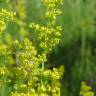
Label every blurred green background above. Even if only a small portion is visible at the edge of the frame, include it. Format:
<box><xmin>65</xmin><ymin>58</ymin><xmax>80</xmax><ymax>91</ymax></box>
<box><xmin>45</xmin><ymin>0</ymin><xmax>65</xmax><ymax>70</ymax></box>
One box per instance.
<box><xmin>1</xmin><ymin>0</ymin><xmax>96</xmax><ymax>96</ymax></box>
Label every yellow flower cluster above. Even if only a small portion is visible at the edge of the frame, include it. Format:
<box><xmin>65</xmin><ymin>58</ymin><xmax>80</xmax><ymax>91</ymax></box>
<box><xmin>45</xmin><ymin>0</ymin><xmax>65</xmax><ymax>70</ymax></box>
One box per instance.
<box><xmin>29</xmin><ymin>0</ymin><xmax>64</xmax><ymax>54</ymax></box>
<box><xmin>42</xmin><ymin>0</ymin><xmax>63</xmax><ymax>20</ymax></box>
<box><xmin>80</xmin><ymin>82</ymin><xmax>94</xmax><ymax>96</ymax></box>
<box><xmin>44</xmin><ymin>68</ymin><xmax>61</xmax><ymax>80</ymax></box>
<box><xmin>0</xmin><ymin>8</ymin><xmax>16</xmax><ymax>21</ymax></box>
<box><xmin>0</xmin><ymin>20</ymin><xmax>6</xmax><ymax>33</ymax></box>
<box><xmin>42</xmin><ymin>0</ymin><xmax>63</xmax><ymax>8</ymax></box>
<box><xmin>1</xmin><ymin>37</ymin><xmax>61</xmax><ymax>96</ymax></box>
<box><xmin>30</xmin><ymin>23</ymin><xmax>61</xmax><ymax>52</ymax></box>
<box><xmin>0</xmin><ymin>9</ymin><xmax>16</xmax><ymax>34</ymax></box>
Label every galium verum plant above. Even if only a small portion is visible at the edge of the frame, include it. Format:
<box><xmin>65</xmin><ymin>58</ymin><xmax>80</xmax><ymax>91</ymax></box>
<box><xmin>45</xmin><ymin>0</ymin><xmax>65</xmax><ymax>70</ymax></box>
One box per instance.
<box><xmin>0</xmin><ymin>0</ymin><xmax>64</xmax><ymax>96</ymax></box>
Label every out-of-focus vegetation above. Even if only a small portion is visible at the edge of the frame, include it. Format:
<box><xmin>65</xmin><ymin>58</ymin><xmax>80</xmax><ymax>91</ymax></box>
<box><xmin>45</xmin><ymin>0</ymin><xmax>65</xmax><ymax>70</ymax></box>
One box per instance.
<box><xmin>0</xmin><ymin>0</ymin><xmax>96</xmax><ymax>96</ymax></box>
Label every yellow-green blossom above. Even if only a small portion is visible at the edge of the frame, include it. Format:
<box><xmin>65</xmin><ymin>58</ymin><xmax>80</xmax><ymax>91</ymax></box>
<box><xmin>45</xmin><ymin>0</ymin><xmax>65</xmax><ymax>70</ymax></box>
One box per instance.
<box><xmin>80</xmin><ymin>82</ymin><xmax>94</xmax><ymax>96</ymax></box>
